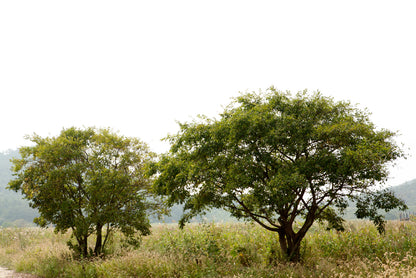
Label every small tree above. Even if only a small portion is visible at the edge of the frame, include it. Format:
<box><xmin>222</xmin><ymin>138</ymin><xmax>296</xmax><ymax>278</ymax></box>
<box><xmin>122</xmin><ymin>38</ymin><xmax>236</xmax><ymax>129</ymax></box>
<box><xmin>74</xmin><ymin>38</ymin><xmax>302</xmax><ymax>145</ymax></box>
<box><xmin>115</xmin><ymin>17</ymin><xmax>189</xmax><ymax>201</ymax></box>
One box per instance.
<box><xmin>9</xmin><ymin>127</ymin><xmax>158</xmax><ymax>257</ymax></box>
<box><xmin>152</xmin><ymin>88</ymin><xmax>407</xmax><ymax>262</ymax></box>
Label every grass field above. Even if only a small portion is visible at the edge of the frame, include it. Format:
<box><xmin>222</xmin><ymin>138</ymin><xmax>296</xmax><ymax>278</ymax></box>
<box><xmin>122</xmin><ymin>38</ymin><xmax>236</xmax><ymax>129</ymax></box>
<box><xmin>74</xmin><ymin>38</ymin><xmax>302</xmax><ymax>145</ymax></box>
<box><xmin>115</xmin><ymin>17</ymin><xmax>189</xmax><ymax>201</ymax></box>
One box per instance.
<box><xmin>1</xmin><ymin>220</ymin><xmax>416</xmax><ymax>277</ymax></box>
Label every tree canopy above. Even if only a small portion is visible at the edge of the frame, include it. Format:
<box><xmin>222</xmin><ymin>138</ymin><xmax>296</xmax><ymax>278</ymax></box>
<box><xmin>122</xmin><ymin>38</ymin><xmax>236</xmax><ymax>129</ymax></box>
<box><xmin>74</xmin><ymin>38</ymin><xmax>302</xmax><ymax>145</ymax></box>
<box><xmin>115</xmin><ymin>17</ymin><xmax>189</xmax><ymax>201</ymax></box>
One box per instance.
<box><xmin>9</xmin><ymin>127</ymin><xmax>158</xmax><ymax>257</ymax></box>
<box><xmin>152</xmin><ymin>88</ymin><xmax>407</xmax><ymax>261</ymax></box>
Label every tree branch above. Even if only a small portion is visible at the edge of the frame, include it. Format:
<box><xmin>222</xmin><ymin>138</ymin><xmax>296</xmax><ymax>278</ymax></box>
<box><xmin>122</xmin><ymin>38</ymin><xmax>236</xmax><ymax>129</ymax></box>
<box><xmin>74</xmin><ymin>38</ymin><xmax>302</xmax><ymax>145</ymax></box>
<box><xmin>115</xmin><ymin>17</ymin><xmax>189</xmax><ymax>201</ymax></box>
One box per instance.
<box><xmin>232</xmin><ymin>196</ymin><xmax>280</xmax><ymax>232</ymax></box>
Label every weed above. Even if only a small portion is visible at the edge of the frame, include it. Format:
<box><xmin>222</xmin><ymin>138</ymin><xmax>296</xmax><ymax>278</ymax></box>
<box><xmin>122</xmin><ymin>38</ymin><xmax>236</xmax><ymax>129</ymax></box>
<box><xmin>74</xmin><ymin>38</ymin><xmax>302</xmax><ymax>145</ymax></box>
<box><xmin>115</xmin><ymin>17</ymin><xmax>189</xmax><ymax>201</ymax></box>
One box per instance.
<box><xmin>2</xmin><ymin>221</ymin><xmax>416</xmax><ymax>277</ymax></box>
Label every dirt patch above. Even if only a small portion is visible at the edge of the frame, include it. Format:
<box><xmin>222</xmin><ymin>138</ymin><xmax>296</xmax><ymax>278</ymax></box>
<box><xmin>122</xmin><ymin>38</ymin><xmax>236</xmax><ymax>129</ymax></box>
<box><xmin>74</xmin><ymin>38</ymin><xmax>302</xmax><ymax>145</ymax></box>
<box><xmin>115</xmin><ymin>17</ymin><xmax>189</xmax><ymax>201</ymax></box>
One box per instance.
<box><xmin>0</xmin><ymin>267</ymin><xmax>38</xmax><ymax>278</ymax></box>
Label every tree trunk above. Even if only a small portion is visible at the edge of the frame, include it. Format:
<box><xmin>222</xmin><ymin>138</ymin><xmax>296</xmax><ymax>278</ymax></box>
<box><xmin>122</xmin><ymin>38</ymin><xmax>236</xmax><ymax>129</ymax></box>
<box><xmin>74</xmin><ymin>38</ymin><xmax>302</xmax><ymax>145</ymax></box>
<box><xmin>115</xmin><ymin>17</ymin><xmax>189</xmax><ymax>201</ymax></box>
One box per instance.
<box><xmin>286</xmin><ymin>238</ymin><xmax>302</xmax><ymax>262</ymax></box>
<box><xmin>94</xmin><ymin>223</ymin><xmax>103</xmax><ymax>256</ymax></box>
<box><xmin>76</xmin><ymin>235</ymin><xmax>88</xmax><ymax>258</ymax></box>
<box><xmin>102</xmin><ymin>223</ymin><xmax>111</xmax><ymax>252</ymax></box>
<box><xmin>277</xmin><ymin>228</ymin><xmax>302</xmax><ymax>262</ymax></box>
<box><xmin>277</xmin><ymin>216</ymin><xmax>315</xmax><ymax>262</ymax></box>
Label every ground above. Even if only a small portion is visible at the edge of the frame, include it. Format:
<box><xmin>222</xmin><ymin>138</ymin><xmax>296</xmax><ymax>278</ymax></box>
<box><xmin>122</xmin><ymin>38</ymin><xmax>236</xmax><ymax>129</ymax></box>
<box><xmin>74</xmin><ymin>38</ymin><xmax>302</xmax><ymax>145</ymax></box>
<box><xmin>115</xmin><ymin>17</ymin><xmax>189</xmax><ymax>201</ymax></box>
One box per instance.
<box><xmin>0</xmin><ymin>267</ymin><xmax>37</xmax><ymax>278</ymax></box>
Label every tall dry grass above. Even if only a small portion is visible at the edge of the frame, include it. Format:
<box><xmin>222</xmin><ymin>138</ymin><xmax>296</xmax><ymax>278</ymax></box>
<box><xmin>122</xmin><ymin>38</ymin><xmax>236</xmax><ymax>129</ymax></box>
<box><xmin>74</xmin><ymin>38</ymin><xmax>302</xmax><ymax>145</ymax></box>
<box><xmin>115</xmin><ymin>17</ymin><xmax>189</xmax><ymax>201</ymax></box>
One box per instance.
<box><xmin>1</xmin><ymin>221</ymin><xmax>416</xmax><ymax>277</ymax></box>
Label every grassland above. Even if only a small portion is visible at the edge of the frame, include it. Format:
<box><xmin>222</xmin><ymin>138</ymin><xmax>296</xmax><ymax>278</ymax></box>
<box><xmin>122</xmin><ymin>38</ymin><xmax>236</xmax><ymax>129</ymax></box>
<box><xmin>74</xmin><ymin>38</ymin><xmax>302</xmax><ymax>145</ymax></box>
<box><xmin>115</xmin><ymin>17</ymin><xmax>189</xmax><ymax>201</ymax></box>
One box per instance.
<box><xmin>1</xmin><ymin>221</ymin><xmax>416</xmax><ymax>277</ymax></box>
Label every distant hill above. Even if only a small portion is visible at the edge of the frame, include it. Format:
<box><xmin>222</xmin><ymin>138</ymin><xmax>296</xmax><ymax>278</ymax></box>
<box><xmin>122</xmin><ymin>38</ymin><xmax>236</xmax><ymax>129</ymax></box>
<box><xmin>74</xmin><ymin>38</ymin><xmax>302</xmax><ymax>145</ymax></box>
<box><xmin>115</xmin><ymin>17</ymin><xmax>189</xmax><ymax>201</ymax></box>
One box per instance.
<box><xmin>153</xmin><ymin>179</ymin><xmax>416</xmax><ymax>223</ymax></box>
<box><xmin>0</xmin><ymin>150</ymin><xmax>415</xmax><ymax>226</ymax></box>
<box><xmin>334</xmin><ymin>179</ymin><xmax>416</xmax><ymax>220</ymax></box>
<box><xmin>150</xmin><ymin>204</ymin><xmax>238</xmax><ymax>224</ymax></box>
<box><xmin>0</xmin><ymin>150</ymin><xmax>235</xmax><ymax>227</ymax></box>
<box><xmin>389</xmin><ymin>179</ymin><xmax>416</xmax><ymax>216</ymax></box>
<box><xmin>0</xmin><ymin>150</ymin><xmax>38</xmax><ymax>227</ymax></box>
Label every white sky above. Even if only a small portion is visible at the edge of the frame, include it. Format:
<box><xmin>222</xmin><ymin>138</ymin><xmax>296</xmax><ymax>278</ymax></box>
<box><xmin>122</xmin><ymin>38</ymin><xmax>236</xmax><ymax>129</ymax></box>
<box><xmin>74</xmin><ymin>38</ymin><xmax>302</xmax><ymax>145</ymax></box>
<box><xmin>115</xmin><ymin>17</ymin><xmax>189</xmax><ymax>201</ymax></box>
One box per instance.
<box><xmin>1</xmin><ymin>1</ymin><xmax>415</xmax><ymax>186</ymax></box>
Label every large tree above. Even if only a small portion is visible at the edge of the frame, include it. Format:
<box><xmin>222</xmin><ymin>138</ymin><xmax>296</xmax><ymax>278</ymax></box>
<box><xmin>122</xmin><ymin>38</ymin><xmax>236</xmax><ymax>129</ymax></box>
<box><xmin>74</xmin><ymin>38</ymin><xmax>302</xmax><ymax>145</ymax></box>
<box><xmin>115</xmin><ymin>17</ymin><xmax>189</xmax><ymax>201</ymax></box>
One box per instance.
<box><xmin>9</xmin><ymin>127</ymin><xmax>157</xmax><ymax>257</ymax></box>
<box><xmin>152</xmin><ymin>88</ymin><xmax>407</xmax><ymax>262</ymax></box>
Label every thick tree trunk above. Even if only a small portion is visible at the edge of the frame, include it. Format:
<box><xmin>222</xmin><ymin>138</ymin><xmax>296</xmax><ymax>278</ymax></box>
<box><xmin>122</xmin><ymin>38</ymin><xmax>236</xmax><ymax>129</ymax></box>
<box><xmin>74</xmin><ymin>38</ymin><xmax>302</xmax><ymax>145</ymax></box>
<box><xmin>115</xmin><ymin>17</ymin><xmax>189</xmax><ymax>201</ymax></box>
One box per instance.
<box><xmin>277</xmin><ymin>215</ymin><xmax>315</xmax><ymax>262</ymax></box>
<box><xmin>94</xmin><ymin>223</ymin><xmax>103</xmax><ymax>256</ymax></box>
<box><xmin>286</xmin><ymin>237</ymin><xmax>302</xmax><ymax>262</ymax></box>
<box><xmin>278</xmin><ymin>229</ymin><xmax>302</xmax><ymax>262</ymax></box>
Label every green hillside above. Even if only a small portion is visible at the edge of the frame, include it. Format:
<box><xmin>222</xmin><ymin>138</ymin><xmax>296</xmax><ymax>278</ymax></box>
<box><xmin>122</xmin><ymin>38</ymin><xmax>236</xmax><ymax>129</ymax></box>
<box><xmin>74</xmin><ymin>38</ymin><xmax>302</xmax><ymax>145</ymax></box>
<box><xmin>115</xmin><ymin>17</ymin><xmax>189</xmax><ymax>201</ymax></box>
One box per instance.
<box><xmin>389</xmin><ymin>179</ymin><xmax>416</xmax><ymax>217</ymax></box>
<box><xmin>390</xmin><ymin>179</ymin><xmax>416</xmax><ymax>206</ymax></box>
<box><xmin>328</xmin><ymin>179</ymin><xmax>416</xmax><ymax>221</ymax></box>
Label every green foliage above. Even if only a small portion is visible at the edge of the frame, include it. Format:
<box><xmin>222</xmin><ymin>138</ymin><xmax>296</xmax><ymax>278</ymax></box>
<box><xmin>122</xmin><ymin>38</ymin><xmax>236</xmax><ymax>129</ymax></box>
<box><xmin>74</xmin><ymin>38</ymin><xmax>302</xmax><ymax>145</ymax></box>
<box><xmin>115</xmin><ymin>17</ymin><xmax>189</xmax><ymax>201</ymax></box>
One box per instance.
<box><xmin>316</xmin><ymin>207</ymin><xmax>346</xmax><ymax>232</ymax></box>
<box><xmin>355</xmin><ymin>189</ymin><xmax>407</xmax><ymax>234</ymax></box>
<box><xmin>152</xmin><ymin>87</ymin><xmax>406</xmax><ymax>261</ymax></box>
<box><xmin>8</xmin><ymin>127</ymin><xmax>159</xmax><ymax>257</ymax></box>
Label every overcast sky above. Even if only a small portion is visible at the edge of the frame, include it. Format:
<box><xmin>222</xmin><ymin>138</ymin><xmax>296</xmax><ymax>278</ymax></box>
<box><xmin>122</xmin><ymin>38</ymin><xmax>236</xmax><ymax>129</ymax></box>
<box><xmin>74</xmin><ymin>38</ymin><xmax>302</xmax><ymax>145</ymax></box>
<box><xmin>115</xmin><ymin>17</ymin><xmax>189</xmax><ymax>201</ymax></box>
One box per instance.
<box><xmin>1</xmin><ymin>1</ymin><xmax>415</xmax><ymax>186</ymax></box>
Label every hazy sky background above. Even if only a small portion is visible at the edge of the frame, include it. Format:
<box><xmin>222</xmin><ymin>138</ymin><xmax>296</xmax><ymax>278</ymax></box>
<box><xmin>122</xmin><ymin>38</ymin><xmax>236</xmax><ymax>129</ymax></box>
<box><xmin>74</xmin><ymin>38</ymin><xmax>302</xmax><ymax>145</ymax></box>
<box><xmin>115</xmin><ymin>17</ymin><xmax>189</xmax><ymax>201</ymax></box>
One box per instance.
<box><xmin>1</xmin><ymin>1</ymin><xmax>415</xmax><ymax>186</ymax></box>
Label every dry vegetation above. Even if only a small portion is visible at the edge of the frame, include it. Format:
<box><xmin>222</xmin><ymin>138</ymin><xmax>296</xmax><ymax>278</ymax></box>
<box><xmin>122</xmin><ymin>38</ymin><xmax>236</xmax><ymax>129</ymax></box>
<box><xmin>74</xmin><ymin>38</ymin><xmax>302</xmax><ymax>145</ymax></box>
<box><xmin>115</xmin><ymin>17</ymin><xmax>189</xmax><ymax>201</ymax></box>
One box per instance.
<box><xmin>1</xmin><ymin>221</ymin><xmax>416</xmax><ymax>277</ymax></box>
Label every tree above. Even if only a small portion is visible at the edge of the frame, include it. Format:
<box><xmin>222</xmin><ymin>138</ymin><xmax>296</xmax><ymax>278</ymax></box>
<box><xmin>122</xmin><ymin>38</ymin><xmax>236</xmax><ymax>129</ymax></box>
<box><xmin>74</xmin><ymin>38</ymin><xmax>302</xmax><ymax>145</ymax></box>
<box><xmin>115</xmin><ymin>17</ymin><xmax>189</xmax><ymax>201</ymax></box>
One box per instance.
<box><xmin>151</xmin><ymin>88</ymin><xmax>407</xmax><ymax>262</ymax></box>
<box><xmin>9</xmin><ymin>127</ymin><xmax>158</xmax><ymax>257</ymax></box>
